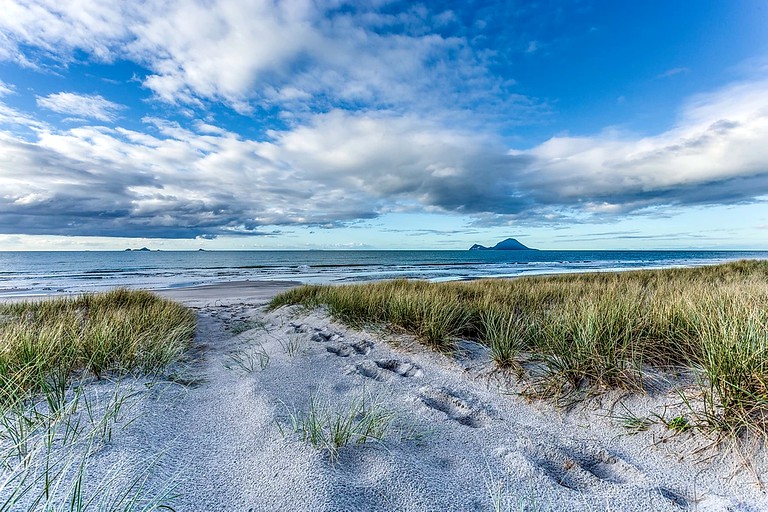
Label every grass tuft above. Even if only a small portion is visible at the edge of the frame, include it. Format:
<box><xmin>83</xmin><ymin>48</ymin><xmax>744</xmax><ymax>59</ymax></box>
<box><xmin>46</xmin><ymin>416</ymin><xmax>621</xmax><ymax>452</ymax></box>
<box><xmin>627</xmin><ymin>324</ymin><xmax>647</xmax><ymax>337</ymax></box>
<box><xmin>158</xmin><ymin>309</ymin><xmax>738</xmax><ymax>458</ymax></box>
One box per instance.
<box><xmin>480</xmin><ymin>309</ymin><xmax>529</xmax><ymax>368</ymax></box>
<box><xmin>225</xmin><ymin>346</ymin><xmax>270</xmax><ymax>373</ymax></box>
<box><xmin>278</xmin><ymin>334</ymin><xmax>307</xmax><ymax>358</ymax></box>
<box><xmin>0</xmin><ymin>288</ymin><xmax>196</xmax><ymax>406</ymax></box>
<box><xmin>666</xmin><ymin>415</ymin><xmax>693</xmax><ymax>433</ymax></box>
<box><xmin>279</xmin><ymin>391</ymin><xmax>394</xmax><ymax>460</ymax></box>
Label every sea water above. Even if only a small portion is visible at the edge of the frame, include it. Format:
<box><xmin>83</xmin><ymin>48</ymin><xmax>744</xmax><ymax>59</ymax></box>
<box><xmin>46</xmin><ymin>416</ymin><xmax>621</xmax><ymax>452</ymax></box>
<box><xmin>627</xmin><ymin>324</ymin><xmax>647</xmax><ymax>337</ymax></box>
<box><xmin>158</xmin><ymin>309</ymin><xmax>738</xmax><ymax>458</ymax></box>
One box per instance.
<box><xmin>1</xmin><ymin>250</ymin><xmax>767</xmax><ymax>297</ymax></box>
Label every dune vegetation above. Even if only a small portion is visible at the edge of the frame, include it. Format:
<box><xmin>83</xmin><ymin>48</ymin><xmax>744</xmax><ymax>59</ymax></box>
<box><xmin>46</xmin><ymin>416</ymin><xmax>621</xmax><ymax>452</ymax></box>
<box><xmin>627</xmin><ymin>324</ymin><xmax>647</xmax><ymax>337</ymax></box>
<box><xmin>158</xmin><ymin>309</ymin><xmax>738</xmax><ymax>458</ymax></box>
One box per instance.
<box><xmin>271</xmin><ymin>260</ymin><xmax>768</xmax><ymax>440</ymax></box>
<box><xmin>0</xmin><ymin>288</ymin><xmax>196</xmax><ymax>406</ymax></box>
<box><xmin>0</xmin><ymin>288</ymin><xmax>196</xmax><ymax>510</ymax></box>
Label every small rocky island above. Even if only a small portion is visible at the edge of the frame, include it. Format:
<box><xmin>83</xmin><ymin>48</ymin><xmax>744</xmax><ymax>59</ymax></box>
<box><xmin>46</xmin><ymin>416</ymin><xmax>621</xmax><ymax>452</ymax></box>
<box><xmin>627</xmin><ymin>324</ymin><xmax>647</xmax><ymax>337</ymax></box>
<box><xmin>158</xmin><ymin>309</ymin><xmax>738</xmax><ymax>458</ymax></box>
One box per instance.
<box><xmin>469</xmin><ymin>238</ymin><xmax>535</xmax><ymax>251</ymax></box>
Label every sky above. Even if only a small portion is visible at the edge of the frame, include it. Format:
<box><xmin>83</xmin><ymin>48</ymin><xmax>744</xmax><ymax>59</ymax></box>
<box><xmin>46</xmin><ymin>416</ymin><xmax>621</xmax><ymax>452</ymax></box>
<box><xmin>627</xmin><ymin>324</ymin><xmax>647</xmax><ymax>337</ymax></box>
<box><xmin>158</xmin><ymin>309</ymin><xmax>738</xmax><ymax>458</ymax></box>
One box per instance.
<box><xmin>1</xmin><ymin>0</ymin><xmax>768</xmax><ymax>251</ymax></box>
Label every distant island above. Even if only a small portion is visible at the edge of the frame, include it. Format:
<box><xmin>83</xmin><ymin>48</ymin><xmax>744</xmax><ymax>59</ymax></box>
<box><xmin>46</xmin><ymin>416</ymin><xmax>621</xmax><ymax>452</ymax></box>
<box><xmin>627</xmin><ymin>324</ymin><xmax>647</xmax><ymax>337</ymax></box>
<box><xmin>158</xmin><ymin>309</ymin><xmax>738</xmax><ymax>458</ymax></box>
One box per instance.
<box><xmin>468</xmin><ymin>238</ymin><xmax>535</xmax><ymax>251</ymax></box>
<box><xmin>125</xmin><ymin>247</ymin><xmax>152</xmax><ymax>252</ymax></box>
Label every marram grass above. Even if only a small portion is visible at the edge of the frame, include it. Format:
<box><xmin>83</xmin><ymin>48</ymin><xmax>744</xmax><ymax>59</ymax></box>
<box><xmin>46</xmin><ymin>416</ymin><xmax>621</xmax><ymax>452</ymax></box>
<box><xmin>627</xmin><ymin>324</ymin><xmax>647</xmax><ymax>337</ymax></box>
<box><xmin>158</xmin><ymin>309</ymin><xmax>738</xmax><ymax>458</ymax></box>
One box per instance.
<box><xmin>271</xmin><ymin>260</ymin><xmax>768</xmax><ymax>439</ymax></box>
<box><xmin>0</xmin><ymin>288</ymin><xmax>196</xmax><ymax>406</ymax></box>
<box><xmin>279</xmin><ymin>391</ymin><xmax>394</xmax><ymax>460</ymax></box>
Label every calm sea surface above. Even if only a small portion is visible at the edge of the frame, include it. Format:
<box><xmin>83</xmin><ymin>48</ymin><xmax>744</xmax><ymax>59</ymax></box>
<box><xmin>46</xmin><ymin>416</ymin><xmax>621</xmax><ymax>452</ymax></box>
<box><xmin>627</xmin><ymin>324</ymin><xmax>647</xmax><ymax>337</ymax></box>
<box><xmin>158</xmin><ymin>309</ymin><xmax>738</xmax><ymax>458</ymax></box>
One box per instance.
<box><xmin>1</xmin><ymin>250</ymin><xmax>767</xmax><ymax>297</ymax></box>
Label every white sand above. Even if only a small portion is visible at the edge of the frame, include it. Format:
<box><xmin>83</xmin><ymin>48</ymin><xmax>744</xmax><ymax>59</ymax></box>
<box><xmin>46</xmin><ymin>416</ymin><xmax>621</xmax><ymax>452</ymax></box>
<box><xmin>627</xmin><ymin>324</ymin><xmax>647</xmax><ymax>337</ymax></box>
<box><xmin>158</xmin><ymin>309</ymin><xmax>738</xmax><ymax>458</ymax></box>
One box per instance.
<box><xmin>4</xmin><ymin>281</ymin><xmax>768</xmax><ymax>511</ymax></box>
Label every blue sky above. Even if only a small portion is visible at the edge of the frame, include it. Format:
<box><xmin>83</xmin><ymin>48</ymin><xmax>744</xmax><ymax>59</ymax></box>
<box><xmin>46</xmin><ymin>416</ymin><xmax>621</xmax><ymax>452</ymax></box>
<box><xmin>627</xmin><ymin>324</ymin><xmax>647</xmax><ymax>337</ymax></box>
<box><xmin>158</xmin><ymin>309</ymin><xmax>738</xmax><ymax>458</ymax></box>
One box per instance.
<box><xmin>0</xmin><ymin>0</ymin><xmax>767</xmax><ymax>250</ymax></box>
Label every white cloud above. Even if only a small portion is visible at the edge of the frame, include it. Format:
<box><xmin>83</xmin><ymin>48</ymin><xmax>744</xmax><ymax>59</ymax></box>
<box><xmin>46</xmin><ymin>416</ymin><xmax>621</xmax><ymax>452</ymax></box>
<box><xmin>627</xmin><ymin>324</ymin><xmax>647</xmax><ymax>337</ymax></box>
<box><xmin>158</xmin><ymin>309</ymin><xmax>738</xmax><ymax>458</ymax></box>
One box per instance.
<box><xmin>0</xmin><ymin>0</ymin><xmax>133</xmax><ymax>64</ymax></box>
<box><xmin>127</xmin><ymin>1</ymin><xmax>492</xmax><ymax>115</ymax></box>
<box><xmin>0</xmin><ymin>106</ymin><xmax>518</xmax><ymax>237</ymax></box>
<box><xmin>130</xmin><ymin>0</ymin><xmax>319</xmax><ymax>106</ymax></box>
<box><xmin>266</xmin><ymin>77</ymin><xmax>768</xmax><ymax>221</ymax></box>
<box><xmin>0</xmin><ymin>101</ymin><xmax>47</xmax><ymax>129</ymax></box>
<box><xmin>0</xmin><ymin>80</ymin><xmax>13</xmax><ymax>96</ymax></box>
<box><xmin>657</xmin><ymin>67</ymin><xmax>690</xmax><ymax>78</ymax></box>
<box><xmin>1</xmin><ymin>77</ymin><xmax>768</xmax><ymax>237</ymax></box>
<box><xmin>267</xmin><ymin>110</ymin><xmax>524</xmax><ymax>213</ymax></box>
<box><xmin>521</xmin><ymin>79</ymin><xmax>768</xmax><ymax>213</ymax></box>
<box><xmin>0</xmin><ymin>1</ymin><xmax>513</xmax><ymax>118</ymax></box>
<box><xmin>36</xmin><ymin>92</ymin><xmax>125</xmax><ymax>122</ymax></box>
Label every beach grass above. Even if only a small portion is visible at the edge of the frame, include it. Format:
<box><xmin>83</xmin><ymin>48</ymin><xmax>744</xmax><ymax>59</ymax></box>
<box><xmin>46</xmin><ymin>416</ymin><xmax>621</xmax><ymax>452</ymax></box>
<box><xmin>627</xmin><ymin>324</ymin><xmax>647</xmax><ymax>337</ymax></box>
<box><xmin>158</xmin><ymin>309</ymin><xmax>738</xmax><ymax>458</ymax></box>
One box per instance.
<box><xmin>0</xmin><ymin>288</ymin><xmax>196</xmax><ymax>406</ymax></box>
<box><xmin>270</xmin><ymin>260</ymin><xmax>768</xmax><ymax>438</ymax></box>
<box><xmin>279</xmin><ymin>391</ymin><xmax>394</xmax><ymax>460</ymax></box>
<box><xmin>0</xmin><ymin>289</ymin><xmax>194</xmax><ymax>509</ymax></box>
<box><xmin>225</xmin><ymin>345</ymin><xmax>270</xmax><ymax>373</ymax></box>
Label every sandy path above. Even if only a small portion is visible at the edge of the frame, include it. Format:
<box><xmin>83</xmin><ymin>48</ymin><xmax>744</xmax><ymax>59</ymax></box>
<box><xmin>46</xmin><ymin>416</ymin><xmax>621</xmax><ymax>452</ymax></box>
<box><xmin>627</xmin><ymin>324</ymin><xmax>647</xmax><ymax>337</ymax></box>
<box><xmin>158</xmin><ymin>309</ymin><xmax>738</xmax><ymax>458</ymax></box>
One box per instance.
<box><xmin>56</xmin><ymin>282</ymin><xmax>768</xmax><ymax>510</ymax></box>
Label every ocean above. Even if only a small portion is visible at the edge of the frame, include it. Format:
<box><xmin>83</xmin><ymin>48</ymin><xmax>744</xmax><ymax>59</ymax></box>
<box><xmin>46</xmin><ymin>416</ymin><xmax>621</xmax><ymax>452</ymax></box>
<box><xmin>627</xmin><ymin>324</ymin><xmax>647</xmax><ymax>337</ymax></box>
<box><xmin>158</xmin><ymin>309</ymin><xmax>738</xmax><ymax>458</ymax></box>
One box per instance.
<box><xmin>1</xmin><ymin>250</ymin><xmax>767</xmax><ymax>297</ymax></box>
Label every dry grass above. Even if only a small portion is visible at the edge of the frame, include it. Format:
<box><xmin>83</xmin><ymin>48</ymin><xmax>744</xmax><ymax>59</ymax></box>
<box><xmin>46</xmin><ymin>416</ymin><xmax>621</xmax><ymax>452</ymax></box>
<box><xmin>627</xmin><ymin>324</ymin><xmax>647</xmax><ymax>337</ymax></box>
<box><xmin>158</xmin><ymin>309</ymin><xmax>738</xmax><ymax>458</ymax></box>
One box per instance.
<box><xmin>271</xmin><ymin>260</ymin><xmax>768</xmax><ymax>439</ymax></box>
<box><xmin>0</xmin><ymin>288</ymin><xmax>196</xmax><ymax>406</ymax></box>
<box><xmin>0</xmin><ymin>288</ymin><xmax>195</xmax><ymax>509</ymax></box>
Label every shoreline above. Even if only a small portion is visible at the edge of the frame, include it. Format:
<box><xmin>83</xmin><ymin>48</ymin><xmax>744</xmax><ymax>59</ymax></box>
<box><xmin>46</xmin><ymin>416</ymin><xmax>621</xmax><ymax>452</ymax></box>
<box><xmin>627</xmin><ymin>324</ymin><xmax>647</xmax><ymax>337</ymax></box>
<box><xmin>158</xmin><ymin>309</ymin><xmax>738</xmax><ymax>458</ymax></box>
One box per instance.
<box><xmin>0</xmin><ymin>256</ymin><xmax>758</xmax><ymax>300</ymax></box>
<box><xmin>0</xmin><ymin>279</ymin><xmax>302</xmax><ymax>304</ymax></box>
<box><xmin>2</xmin><ymin>250</ymin><xmax>765</xmax><ymax>299</ymax></box>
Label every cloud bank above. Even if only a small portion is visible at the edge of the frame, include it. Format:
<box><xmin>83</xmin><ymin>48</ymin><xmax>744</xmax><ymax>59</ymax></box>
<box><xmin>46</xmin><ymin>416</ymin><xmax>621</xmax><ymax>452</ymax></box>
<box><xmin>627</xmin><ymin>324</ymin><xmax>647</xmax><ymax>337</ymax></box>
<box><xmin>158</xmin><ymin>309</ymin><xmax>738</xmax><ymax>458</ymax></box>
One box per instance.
<box><xmin>0</xmin><ymin>1</ymin><xmax>766</xmax><ymax>240</ymax></box>
<box><xmin>1</xmin><ymin>78</ymin><xmax>767</xmax><ymax>238</ymax></box>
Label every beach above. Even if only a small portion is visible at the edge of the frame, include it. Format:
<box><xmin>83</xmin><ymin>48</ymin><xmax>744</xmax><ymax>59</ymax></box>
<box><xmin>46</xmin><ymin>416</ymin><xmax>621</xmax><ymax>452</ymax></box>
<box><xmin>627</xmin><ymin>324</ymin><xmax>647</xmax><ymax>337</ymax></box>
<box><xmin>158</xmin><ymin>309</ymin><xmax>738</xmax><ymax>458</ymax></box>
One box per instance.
<box><xmin>4</xmin><ymin>1</ymin><xmax>768</xmax><ymax>510</ymax></box>
<box><xmin>2</xmin><ymin>276</ymin><xmax>766</xmax><ymax>511</ymax></box>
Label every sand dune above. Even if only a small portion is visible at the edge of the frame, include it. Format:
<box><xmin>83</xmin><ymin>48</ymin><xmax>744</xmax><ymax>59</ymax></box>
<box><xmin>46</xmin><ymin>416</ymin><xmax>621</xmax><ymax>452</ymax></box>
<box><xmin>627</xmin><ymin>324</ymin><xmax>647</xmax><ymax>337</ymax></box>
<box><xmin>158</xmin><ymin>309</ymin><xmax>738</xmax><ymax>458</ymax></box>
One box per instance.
<box><xmin>4</xmin><ymin>281</ymin><xmax>767</xmax><ymax>511</ymax></box>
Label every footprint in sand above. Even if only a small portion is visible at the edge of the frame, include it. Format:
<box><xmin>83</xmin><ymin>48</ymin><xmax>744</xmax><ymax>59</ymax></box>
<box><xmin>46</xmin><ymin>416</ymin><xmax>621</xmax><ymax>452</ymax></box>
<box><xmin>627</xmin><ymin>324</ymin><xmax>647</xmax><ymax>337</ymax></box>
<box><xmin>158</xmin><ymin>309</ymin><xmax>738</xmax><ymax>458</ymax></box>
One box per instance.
<box><xmin>311</xmin><ymin>330</ymin><xmax>334</xmax><ymax>342</ymax></box>
<box><xmin>326</xmin><ymin>339</ymin><xmax>374</xmax><ymax>358</ymax></box>
<box><xmin>375</xmin><ymin>359</ymin><xmax>422</xmax><ymax>377</ymax></box>
<box><xmin>289</xmin><ymin>322</ymin><xmax>308</xmax><ymax>333</ymax></box>
<box><xmin>349</xmin><ymin>339</ymin><xmax>374</xmax><ymax>355</ymax></box>
<box><xmin>326</xmin><ymin>344</ymin><xmax>355</xmax><ymax>357</ymax></box>
<box><xmin>418</xmin><ymin>386</ymin><xmax>490</xmax><ymax>428</ymax></box>
<box><xmin>356</xmin><ymin>359</ymin><xmax>422</xmax><ymax>381</ymax></box>
<box><xmin>658</xmin><ymin>488</ymin><xmax>690</xmax><ymax>509</ymax></box>
<box><xmin>355</xmin><ymin>360</ymin><xmax>387</xmax><ymax>381</ymax></box>
<box><xmin>516</xmin><ymin>442</ymin><xmax>663</xmax><ymax>499</ymax></box>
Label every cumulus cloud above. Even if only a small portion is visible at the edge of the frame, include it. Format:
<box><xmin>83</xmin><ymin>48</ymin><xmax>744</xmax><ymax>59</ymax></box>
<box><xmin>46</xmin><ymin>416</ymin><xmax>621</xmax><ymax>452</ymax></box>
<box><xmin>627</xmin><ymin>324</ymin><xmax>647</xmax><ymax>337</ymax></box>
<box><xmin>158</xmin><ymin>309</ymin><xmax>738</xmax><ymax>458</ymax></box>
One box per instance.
<box><xmin>272</xmin><ymin>79</ymin><xmax>768</xmax><ymax>222</ymax></box>
<box><xmin>0</xmin><ymin>0</ymin><xmax>515</xmax><ymax>119</ymax></box>
<box><xmin>0</xmin><ymin>115</ymin><xmax>375</xmax><ymax>237</ymax></box>
<box><xmin>37</xmin><ymin>92</ymin><xmax>125</xmax><ymax>122</ymax></box>
<box><xmin>268</xmin><ymin>111</ymin><xmax>533</xmax><ymax>215</ymax></box>
<box><xmin>1</xmin><ymin>77</ymin><xmax>768</xmax><ymax>237</ymax></box>
<box><xmin>519</xmin><ymin>79</ymin><xmax>768</xmax><ymax>216</ymax></box>
<box><xmin>0</xmin><ymin>106</ymin><xmax>524</xmax><ymax>237</ymax></box>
